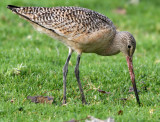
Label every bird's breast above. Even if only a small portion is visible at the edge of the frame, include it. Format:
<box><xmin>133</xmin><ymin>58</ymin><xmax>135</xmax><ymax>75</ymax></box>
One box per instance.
<box><xmin>68</xmin><ymin>27</ymin><xmax>116</xmax><ymax>54</ymax></box>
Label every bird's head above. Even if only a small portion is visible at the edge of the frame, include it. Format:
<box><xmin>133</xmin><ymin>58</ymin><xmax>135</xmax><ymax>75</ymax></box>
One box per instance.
<box><xmin>118</xmin><ymin>31</ymin><xmax>136</xmax><ymax>58</ymax></box>
<box><xmin>118</xmin><ymin>31</ymin><xmax>140</xmax><ymax>105</ymax></box>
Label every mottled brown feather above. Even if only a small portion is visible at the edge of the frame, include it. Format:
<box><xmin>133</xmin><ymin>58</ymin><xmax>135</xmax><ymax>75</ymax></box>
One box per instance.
<box><xmin>8</xmin><ymin>6</ymin><xmax>117</xmax><ymax>54</ymax></box>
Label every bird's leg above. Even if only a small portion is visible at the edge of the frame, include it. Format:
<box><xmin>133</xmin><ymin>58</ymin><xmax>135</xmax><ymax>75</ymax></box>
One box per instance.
<box><xmin>75</xmin><ymin>54</ymin><xmax>87</xmax><ymax>104</ymax></box>
<box><xmin>63</xmin><ymin>48</ymin><xmax>72</xmax><ymax>104</ymax></box>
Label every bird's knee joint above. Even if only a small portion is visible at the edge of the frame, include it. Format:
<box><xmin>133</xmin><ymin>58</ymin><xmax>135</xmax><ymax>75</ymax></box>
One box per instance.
<box><xmin>74</xmin><ymin>68</ymin><xmax>79</xmax><ymax>76</ymax></box>
<box><xmin>63</xmin><ymin>69</ymin><xmax>68</xmax><ymax>74</ymax></box>
<box><xmin>63</xmin><ymin>67</ymin><xmax>68</xmax><ymax>75</ymax></box>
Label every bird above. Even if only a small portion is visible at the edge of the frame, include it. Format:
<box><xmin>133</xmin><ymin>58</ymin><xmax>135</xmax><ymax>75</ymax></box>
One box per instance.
<box><xmin>7</xmin><ymin>5</ymin><xmax>140</xmax><ymax>105</ymax></box>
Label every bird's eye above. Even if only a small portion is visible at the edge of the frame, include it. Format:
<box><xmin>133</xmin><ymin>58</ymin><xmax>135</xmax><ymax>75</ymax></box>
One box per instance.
<box><xmin>128</xmin><ymin>45</ymin><xmax>131</xmax><ymax>48</ymax></box>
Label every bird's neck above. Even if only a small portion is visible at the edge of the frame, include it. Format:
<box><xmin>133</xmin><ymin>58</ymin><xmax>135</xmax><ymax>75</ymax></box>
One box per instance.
<box><xmin>103</xmin><ymin>31</ymin><xmax>124</xmax><ymax>56</ymax></box>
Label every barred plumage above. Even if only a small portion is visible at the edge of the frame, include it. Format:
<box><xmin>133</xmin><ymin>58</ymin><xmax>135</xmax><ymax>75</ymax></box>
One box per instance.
<box><xmin>7</xmin><ymin>5</ymin><xmax>117</xmax><ymax>54</ymax></box>
<box><xmin>13</xmin><ymin>6</ymin><xmax>114</xmax><ymax>30</ymax></box>
<box><xmin>7</xmin><ymin>5</ymin><xmax>140</xmax><ymax>105</ymax></box>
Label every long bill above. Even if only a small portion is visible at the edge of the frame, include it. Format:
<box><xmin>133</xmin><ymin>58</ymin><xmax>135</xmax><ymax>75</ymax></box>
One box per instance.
<box><xmin>126</xmin><ymin>56</ymin><xmax>140</xmax><ymax>105</ymax></box>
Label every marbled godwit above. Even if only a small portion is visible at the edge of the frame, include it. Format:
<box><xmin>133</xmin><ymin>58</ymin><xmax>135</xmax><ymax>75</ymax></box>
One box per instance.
<box><xmin>7</xmin><ymin>5</ymin><xmax>140</xmax><ymax>105</ymax></box>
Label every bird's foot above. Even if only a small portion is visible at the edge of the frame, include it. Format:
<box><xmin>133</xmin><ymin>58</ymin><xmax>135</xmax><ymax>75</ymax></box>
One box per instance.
<box><xmin>82</xmin><ymin>99</ymin><xmax>87</xmax><ymax>105</ymax></box>
<box><xmin>62</xmin><ymin>99</ymin><xmax>66</xmax><ymax>105</ymax></box>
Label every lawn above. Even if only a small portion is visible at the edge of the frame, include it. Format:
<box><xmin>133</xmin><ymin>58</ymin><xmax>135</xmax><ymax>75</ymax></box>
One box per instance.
<box><xmin>0</xmin><ymin>0</ymin><xmax>160</xmax><ymax>121</ymax></box>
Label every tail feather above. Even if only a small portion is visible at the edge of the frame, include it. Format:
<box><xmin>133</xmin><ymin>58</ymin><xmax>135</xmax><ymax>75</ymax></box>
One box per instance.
<box><xmin>7</xmin><ymin>5</ymin><xmax>20</xmax><ymax>11</ymax></box>
<box><xmin>7</xmin><ymin>5</ymin><xmax>33</xmax><ymax>24</ymax></box>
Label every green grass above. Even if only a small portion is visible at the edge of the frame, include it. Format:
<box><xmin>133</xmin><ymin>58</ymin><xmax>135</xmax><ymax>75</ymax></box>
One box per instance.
<box><xmin>0</xmin><ymin>0</ymin><xmax>160</xmax><ymax>121</ymax></box>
